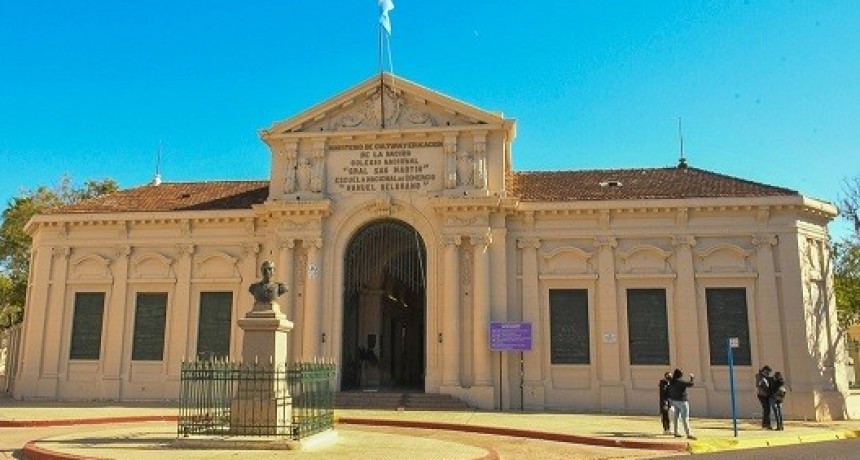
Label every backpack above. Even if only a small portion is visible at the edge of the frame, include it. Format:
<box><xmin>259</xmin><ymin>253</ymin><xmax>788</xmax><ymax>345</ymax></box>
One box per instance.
<box><xmin>773</xmin><ymin>386</ymin><xmax>787</xmax><ymax>403</ymax></box>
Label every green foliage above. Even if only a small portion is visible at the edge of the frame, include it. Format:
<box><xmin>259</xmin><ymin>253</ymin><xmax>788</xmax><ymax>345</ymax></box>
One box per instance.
<box><xmin>0</xmin><ymin>175</ymin><xmax>118</xmax><ymax>328</ymax></box>
<box><xmin>834</xmin><ymin>241</ymin><xmax>860</xmax><ymax>328</ymax></box>
<box><xmin>834</xmin><ymin>176</ymin><xmax>860</xmax><ymax>328</ymax></box>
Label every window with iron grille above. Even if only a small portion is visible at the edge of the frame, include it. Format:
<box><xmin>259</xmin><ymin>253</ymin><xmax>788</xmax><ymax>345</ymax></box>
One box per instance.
<box><xmin>706</xmin><ymin>288</ymin><xmax>751</xmax><ymax>365</ymax></box>
<box><xmin>549</xmin><ymin>289</ymin><xmax>590</xmax><ymax>364</ymax></box>
<box><xmin>197</xmin><ymin>291</ymin><xmax>232</xmax><ymax>360</ymax></box>
<box><xmin>69</xmin><ymin>292</ymin><xmax>105</xmax><ymax>360</ymax></box>
<box><xmin>626</xmin><ymin>288</ymin><xmax>670</xmax><ymax>365</ymax></box>
<box><xmin>132</xmin><ymin>292</ymin><xmax>168</xmax><ymax>361</ymax></box>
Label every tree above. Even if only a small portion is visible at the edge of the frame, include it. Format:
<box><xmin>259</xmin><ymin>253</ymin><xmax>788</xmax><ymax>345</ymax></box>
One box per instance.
<box><xmin>834</xmin><ymin>175</ymin><xmax>860</xmax><ymax>328</ymax></box>
<box><xmin>0</xmin><ymin>176</ymin><xmax>118</xmax><ymax>328</ymax></box>
<box><xmin>834</xmin><ymin>241</ymin><xmax>860</xmax><ymax>328</ymax></box>
<box><xmin>838</xmin><ymin>176</ymin><xmax>860</xmax><ymax>237</ymax></box>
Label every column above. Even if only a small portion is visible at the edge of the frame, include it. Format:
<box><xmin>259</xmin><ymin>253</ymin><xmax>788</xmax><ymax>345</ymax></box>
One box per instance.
<box><xmin>753</xmin><ymin>234</ymin><xmax>784</xmax><ymax>369</ymax></box>
<box><xmin>279</xmin><ymin>239</ymin><xmax>299</xmax><ymax>361</ymax></box>
<box><xmin>102</xmin><ymin>245</ymin><xmax>131</xmax><ymax>398</ymax></box>
<box><xmin>518</xmin><ymin>237</ymin><xmax>544</xmax><ymax>406</ymax></box>
<box><xmin>302</xmin><ymin>238</ymin><xmax>323</xmax><ymax>359</ymax></box>
<box><xmin>672</xmin><ymin>236</ymin><xmax>701</xmax><ymax>375</ymax></box>
<box><xmin>15</xmin><ymin>245</ymin><xmax>53</xmax><ymax>393</ymax></box>
<box><xmin>39</xmin><ymin>245</ymin><xmax>70</xmax><ymax>397</ymax></box>
<box><xmin>167</xmin><ymin>244</ymin><xmax>193</xmax><ymax>377</ymax></box>
<box><xmin>472</xmin><ymin>233</ymin><xmax>492</xmax><ymax>386</ymax></box>
<box><xmin>594</xmin><ymin>237</ymin><xmax>623</xmax><ymax>411</ymax></box>
<box><xmin>441</xmin><ymin>235</ymin><xmax>461</xmax><ymax>387</ymax></box>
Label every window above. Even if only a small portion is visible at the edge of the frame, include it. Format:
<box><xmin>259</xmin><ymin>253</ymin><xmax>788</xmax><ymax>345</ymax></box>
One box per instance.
<box><xmin>706</xmin><ymin>288</ymin><xmax>751</xmax><ymax>365</ymax></box>
<box><xmin>549</xmin><ymin>289</ymin><xmax>590</xmax><ymax>364</ymax></box>
<box><xmin>197</xmin><ymin>292</ymin><xmax>233</xmax><ymax>360</ymax></box>
<box><xmin>69</xmin><ymin>292</ymin><xmax>106</xmax><ymax>360</ymax></box>
<box><xmin>627</xmin><ymin>289</ymin><xmax>670</xmax><ymax>365</ymax></box>
<box><xmin>131</xmin><ymin>292</ymin><xmax>168</xmax><ymax>361</ymax></box>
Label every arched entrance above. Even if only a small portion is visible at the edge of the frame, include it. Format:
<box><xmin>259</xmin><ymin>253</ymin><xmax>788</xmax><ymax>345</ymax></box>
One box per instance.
<box><xmin>341</xmin><ymin>219</ymin><xmax>427</xmax><ymax>391</ymax></box>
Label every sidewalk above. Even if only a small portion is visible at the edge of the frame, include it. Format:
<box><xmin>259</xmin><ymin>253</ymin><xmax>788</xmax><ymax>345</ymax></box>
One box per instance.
<box><xmin>2</xmin><ymin>397</ymin><xmax>859</xmax><ymax>459</ymax></box>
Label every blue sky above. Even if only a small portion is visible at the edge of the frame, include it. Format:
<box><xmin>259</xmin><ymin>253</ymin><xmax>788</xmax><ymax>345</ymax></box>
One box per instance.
<box><xmin>1</xmin><ymin>1</ymin><xmax>858</xmax><ymax>239</ymax></box>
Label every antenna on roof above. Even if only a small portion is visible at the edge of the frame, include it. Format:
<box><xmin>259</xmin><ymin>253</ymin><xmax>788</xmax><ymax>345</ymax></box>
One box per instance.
<box><xmin>677</xmin><ymin>117</ymin><xmax>688</xmax><ymax>169</ymax></box>
<box><xmin>152</xmin><ymin>142</ymin><xmax>163</xmax><ymax>186</ymax></box>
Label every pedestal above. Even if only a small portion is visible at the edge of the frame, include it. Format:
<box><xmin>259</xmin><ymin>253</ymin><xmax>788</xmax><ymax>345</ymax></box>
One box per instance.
<box><xmin>233</xmin><ymin>308</ymin><xmax>294</xmax><ymax>435</ymax></box>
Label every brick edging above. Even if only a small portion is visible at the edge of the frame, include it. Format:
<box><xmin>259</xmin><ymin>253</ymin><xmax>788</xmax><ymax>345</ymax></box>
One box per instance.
<box><xmin>0</xmin><ymin>415</ymin><xmax>178</xmax><ymax>428</ymax></box>
<box><xmin>336</xmin><ymin>417</ymin><xmax>690</xmax><ymax>452</ymax></box>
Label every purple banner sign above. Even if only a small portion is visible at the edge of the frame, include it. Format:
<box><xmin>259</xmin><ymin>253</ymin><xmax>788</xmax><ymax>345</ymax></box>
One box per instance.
<box><xmin>489</xmin><ymin>322</ymin><xmax>532</xmax><ymax>351</ymax></box>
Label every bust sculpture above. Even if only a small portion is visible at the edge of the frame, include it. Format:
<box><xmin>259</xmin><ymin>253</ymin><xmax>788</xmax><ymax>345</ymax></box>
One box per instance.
<box><xmin>248</xmin><ymin>260</ymin><xmax>288</xmax><ymax>312</ymax></box>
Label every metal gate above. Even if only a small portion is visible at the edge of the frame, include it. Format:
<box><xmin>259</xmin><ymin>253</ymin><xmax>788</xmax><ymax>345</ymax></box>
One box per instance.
<box><xmin>341</xmin><ymin>219</ymin><xmax>426</xmax><ymax>390</ymax></box>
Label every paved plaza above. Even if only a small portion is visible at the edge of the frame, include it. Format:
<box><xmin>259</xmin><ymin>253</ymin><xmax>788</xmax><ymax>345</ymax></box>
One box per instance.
<box><xmin>2</xmin><ymin>396</ymin><xmax>859</xmax><ymax>459</ymax></box>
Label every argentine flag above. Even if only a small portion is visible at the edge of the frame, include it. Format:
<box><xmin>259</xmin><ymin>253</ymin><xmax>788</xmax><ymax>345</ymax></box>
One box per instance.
<box><xmin>379</xmin><ymin>0</ymin><xmax>394</xmax><ymax>35</ymax></box>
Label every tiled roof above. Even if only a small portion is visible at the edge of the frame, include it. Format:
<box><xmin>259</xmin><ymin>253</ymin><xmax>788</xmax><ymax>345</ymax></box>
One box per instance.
<box><xmin>46</xmin><ymin>167</ymin><xmax>799</xmax><ymax>215</ymax></box>
<box><xmin>508</xmin><ymin>167</ymin><xmax>798</xmax><ymax>201</ymax></box>
<box><xmin>47</xmin><ymin>181</ymin><xmax>270</xmax><ymax>214</ymax></box>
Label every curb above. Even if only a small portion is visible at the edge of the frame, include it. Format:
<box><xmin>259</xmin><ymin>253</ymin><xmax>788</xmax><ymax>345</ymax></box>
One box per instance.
<box><xmin>0</xmin><ymin>415</ymin><xmax>178</xmax><ymax>428</ymax></box>
<box><xmin>689</xmin><ymin>429</ymin><xmax>860</xmax><ymax>453</ymax></box>
<box><xmin>336</xmin><ymin>416</ymin><xmax>690</xmax><ymax>452</ymax></box>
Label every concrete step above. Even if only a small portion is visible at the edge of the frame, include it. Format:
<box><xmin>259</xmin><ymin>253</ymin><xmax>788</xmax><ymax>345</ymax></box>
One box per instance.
<box><xmin>335</xmin><ymin>391</ymin><xmax>471</xmax><ymax>411</ymax></box>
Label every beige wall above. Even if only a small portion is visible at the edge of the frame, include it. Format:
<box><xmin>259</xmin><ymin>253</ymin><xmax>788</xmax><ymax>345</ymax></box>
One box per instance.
<box><xmin>13</xmin><ymin>75</ymin><xmax>849</xmax><ymax>420</ymax></box>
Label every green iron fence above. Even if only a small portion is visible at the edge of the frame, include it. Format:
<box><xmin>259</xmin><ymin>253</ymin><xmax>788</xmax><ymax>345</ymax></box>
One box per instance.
<box><xmin>178</xmin><ymin>360</ymin><xmax>337</xmax><ymax>439</ymax></box>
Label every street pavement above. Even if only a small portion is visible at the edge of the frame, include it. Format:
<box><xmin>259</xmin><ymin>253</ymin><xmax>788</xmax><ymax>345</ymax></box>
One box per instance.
<box><xmin>1</xmin><ymin>396</ymin><xmax>858</xmax><ymax>459</ymax></box>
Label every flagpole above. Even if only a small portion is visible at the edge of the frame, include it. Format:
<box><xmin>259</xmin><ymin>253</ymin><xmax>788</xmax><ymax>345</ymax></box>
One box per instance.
<box><xmin>378</xmin><ymin>22</ymin><xmax>385</xmax><ymax>129</ymax></box>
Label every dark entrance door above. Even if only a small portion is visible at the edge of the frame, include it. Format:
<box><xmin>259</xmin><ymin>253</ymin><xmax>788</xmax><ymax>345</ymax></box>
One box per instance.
<box><xmin>341</xmin><ymin>219</ymin><xmax>427</xmax><ymax>391</ymax></box>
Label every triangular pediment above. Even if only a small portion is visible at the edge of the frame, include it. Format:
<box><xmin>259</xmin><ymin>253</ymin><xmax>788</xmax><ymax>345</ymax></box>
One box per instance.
<box><xmin>262</xmin><ymin>73</ymin><xmax>509</xmax><ymax>136</ymax></box>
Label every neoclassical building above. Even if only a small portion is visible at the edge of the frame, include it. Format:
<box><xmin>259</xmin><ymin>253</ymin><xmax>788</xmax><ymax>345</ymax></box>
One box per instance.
<box><xmin>14</xmin><ymin>74</ymin><xmax>850</xmax><ymax>420</ymax></box>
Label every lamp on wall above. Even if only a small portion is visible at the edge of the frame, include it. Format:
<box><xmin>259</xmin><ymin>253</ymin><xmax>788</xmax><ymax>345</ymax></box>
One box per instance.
<box><xmin>321</xmin><ymin>332</ymin><xmax>327</xmax><ymax>343</ymax></box>
<box><xmin>438</xmin><ymin>333</ymin><xmax>443</xmax><ymax>343</ymax></box>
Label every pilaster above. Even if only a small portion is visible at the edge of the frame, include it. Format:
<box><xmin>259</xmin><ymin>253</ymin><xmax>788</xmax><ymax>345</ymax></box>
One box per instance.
<box><xmin>102</xmin><ymin>245</ymin><xmax>131</xmax><ymax>398</ymax></box>
<box><xmin>39</xmin><ymin>245</ymin><xmax>70</xmax><ymax>398</ymax></box>
<box><xmin>671</xmin><ymin>235</ymin><xmax>700</xmax><ymax>375</ymax></box>
<box><xmin>472</xmin><ymin>232</ymin><xmax>492</xmax><ymax>386</ymax></box>
<box><xmin>753</xmin><ymin>234</ymin><xmax>784</xmax><ymax>370</ymax></box>
<box><xmin>302</xmin><ymin>238</ymin><xmax>323</xmax><ymax>359</ymax></box>
<box><xmin>441</xmin><ymin>234</ymin><xmax>462</xmax><ymax>387</ymax></box>
<box><xmin>518</xmin><ymin>237</ymin><xmax>544</xmax><ymax>407</ymax></box>
<box><xmin>594</xmin><ymin>237</ymin><xmax>623</xmax><ymax>411</ymax></box>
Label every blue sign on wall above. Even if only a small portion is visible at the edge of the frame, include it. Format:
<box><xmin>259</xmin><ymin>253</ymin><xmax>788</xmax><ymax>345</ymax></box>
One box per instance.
<box><xmin>489</xmin><ymin>322</ymin><xmax>532</xmax><ymax>351</ymax></box>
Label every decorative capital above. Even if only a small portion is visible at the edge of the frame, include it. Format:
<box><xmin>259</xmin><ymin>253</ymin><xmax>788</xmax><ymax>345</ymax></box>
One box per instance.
<box><xmin>671</xmin><ymin>235</ymin><xmax>696</xmax><ymax>249</ymax></box>
<box><xmin>517</xmin><ymin>237</ymin><xmax>541</xmax><ymax>250</ymax></box>
<box><xmin>115</xmin><ymin>245</ymin><xmax>132</xmax><ymax>258</ymax></box>
<box><xmin>470</xmin><ymin>232</ymin><xmax>492</xmax><ymax>247</ymax></box>
<box><xmin>753</xmin><ymin>234</ymin><xmax>778</xmax><ymax>248</ymax></box>
<box><xmin>52</xmin><ymin>246</ymin><xmax>71</xmax><ymax>259</ymax></box>
<box><xmin>302</xmin><ymin>238</ymin><xmax>323</xmax><ymax>250</ymax></box>
<box><xmin>442</xmin><ymin>234</ymin><xmax>462</xmax><ymax>246</ymax></box>
<box><xmin>241</xmin><ymin>242</ymin><xmax>260</xmax><ymax>257</ymax></box>
<box><xmin>279</xmin><ymin>238</ymin><xmax>297</xmax><ymax>250</ymax></box>
<box><xmin>178</xmin><ymin>243</ymin><xmax>195</xmax><ymax>256</ymax></box>
<box><xmin>593</xmin><ymin>236</ymin><xmax>617</xmax><ymax>249</ymax></box>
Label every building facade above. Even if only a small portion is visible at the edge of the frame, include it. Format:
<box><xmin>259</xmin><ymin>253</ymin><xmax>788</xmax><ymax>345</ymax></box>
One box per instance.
<box><xmin>14</xmin><ymin>74</ymin><xmax>850</xmax><ymax>420</ymax></box>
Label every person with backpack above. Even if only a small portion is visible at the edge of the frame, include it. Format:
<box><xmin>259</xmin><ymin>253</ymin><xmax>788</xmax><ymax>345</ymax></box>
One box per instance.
<box><xmin>770</xmin><ymin>371</ymin><xmax>787</xmax><ymax>431</ymax></box>
<box><xmin>755</xmin><ymin>365</ymin><xmax>773</xmax><ymax>429</ymax></box>
<box><xmin>667</xmin><ymin>368</ymin><xmax>696</xmax><ymax>439</ymax></box>
<box><xmin>659</xmin><ymin>372</ymin><xmax>672</xmax><ymax>435</ymax></box>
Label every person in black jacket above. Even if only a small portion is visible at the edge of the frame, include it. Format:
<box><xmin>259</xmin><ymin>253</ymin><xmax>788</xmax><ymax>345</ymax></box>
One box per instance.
<box><xmin>755</xmin><ymin>365</ymin><xmax>773</xmax><ymax>429</ymax></box>
<box><xmin>667</xmin><ymin>368</ymin><xmax>696</xmax><ymax>439</ymax></box>
<box><xmin>769</xmin><ymin>371</ymin><xmax>786</xmax><ymax>431</ymax></box>
<box><xmin>659</xmin><ymin>372</ymin><xmax>672</xmax><ymax>435</ymax></box>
